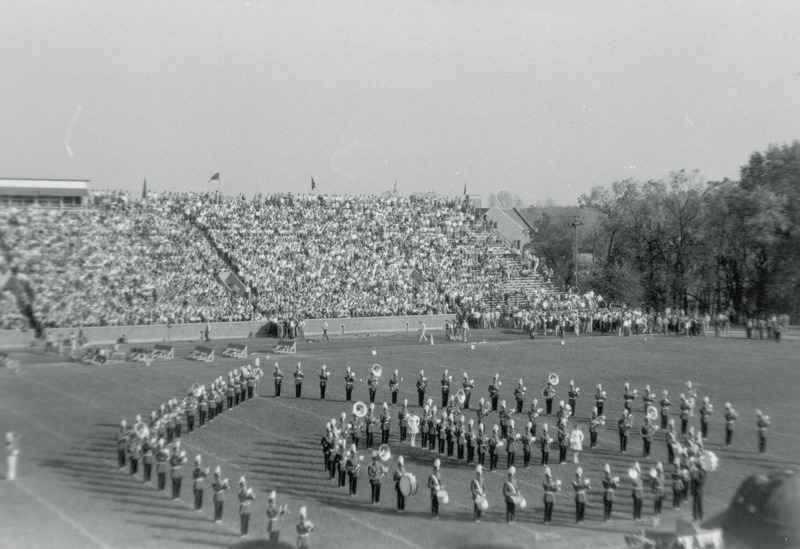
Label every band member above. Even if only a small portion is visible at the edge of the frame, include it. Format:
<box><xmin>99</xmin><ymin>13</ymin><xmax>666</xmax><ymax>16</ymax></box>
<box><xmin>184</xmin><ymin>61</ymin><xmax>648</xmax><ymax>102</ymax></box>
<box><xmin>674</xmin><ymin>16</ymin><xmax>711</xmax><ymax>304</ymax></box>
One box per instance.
<box><xmin>724</xmin><ymin>403</ymin><xmax>738</xmax><ymax>446</ymax></box>
<box><xmin>477</xmin><ymin>398</ymin><xmax>490</xmax><ymax>428</ymax></box>
<box><xmin>642</xmin><ymin>417</ymin><xmax>655</xmax><ymax>458</ymax></box>
<box><xmin>679</xmin><ymin>394</ymin><xmax>690</xmax><ymax>435</ymax></box>
<box><xmin>499</xmin><ymin>400</ymin><xmax>511</xmax><ymax>439</ymax></box>
<box><xmin>365</xmin><ymin>404</ymin><xmax>376</xmax><ymax>448</ymax></box>
<box><xmin>602</xmin><ymin>464</ymin><xmax>619</xmax><ymax>522</ymax></box>
<box><xmin>441</xmin><ymin>370</ymin><xmax>451</xmax><ymax>408</ymax></box>
<box><xmin>660</xmin><ymin>390</ymin><xmax>671</xmax><ymax>430</ymax></box>
<box><xmin>631</xmin><ymin>463</ymin><xmax>644</xmax><ymax>521</ymax></box>
<box><xmin>557</xmin><ymin>419</ymin><xmax>568</xmax><ymax>464</ymax></box>
<box><xmin>234</xmin><ymin>376</ymin><xmax>242</xmax><ymax>406</ymax></box>
<box><xmin>198</xmin><ymin>394</ymin><xmax>209</xmax><ymax>426</ymax></box>
<box><xmin>570</xmin><ymin>423</ymin><xmax>584</xmax><ymax>464</ymax></box>
<box><xmin>540</xmin><ymin>424</ymin><xmax>551</xmax><ymax>465</ymax></box>
<box><xmin>503</xmin><ymin>467</ymin><xmax>518</xmax><ymax>523</ymax></box>
<box><xmin>618</xmin><ymin>410</ymin><xmax>631</xmax><ymax>453</ymax></box>
<box><xmin>274</xmin><ymin>363</ymin><xmax>284</xmax><ymax>397</ymax></box>
<box><xmin>127</xmin><ymin>434</ymin><xmax>142</xmax><ymax>477</ymax></box>
<box><xmin>446</xmin><ymin>395</ymin><xmax>461</xmax><ymax>419</ymax></box>
<box><xmin>568</xmin><ymin>380</ymin><xmax>579</xmax><ymax>416</ymax></box>
<box><xmin>296</xmin><ymin>507</ymin><xmax>314</xmax><ymax>549</ymax></box>
<box><xmin>238</xmin><ymin>477</ymin><xmax>256</xmax><ymax>537</ymax></box>
<box><xmin>543</xmin><ymin>467</ymin><xmax>558</xmax><ymax>524</ymax></box>
<box><xmin>651</xmin><ymin>462</ymin><xmax>665</xmax><ymax>525</ymax></box>
<box><xmin>349</xmin><ymin>413</ymin><xmax>362</xmax><ymax>449</ymax></box>
<box><xmin>294</xmin><ymin>363</ymin><xmax>304</xmax><ymax>398</ymax></box>
<box><xmin>671</xmin><ymin>462</ymin><xmax>685</xmax><ymax>510</ymax></box>
<box><xmin>471</xmin><ymin>465</ymin><xmax>486</xmax><ymax>522</ymax></box>
<box><xmin>336</xmin><ymin>442</ymin><xmax>347</xmax><ymax>488</ymax></box>
<box><xmin>589</xmin><ymin>407</ymin><xmax>602</xmax><ymax>448</ymax></box>
<box><xmin>246</xmin><ymin>371</ymin><xmax>256</xmax><ymax>399</ymax></box>
<box><xmin>690</xmin><ymin>460</ymin><xmax>706</xmax><ymax>522</ymax></box>
<box><xmin>428</xmin><ymin>459</ymin><xmax>443</xmax><ymax>519</ymax></box>
<box><xmin>117</xmin><ymin>420</ymin><xmax>128</xmax><ymax>469</ymax></box>
<box><xmin>456</xmin><ymin>416</ymin><xmax>466</xmax><ymax>460</ymax></box>
<box><xmin>573</xmin><ymin>467</ymin><xmax>589</xmax><ymax>524</ymax></box>
<box><xmin>757</xmin><ymin>410</ymin><xmax>770</xmax><ymax>453</ymax></box>
<box><xmin>595</xmin><ymin>384</ymin><xmax>606</xmax><ymax>416</ymax></box>
<box><xmin>514</xmin><ymin>379</ymin><xmax>526</xmax><ymax>414</ymax></box>
<box><xmin>527</xmin><ymin>399</ymin><xmax>540</xmax><ymax>438</ymax></box>
<box><xmin>212</xmin><ymin>467</ymin><xmax>228</xmax><ymax>522</ymax></box>
<box><xmin>699</xmin><ymin>397</ymin><xmax>713</xmax><ymax>439</ymax></box>
<box><xmin>344</xmin><ymin>367</ymin><xmax>356</xmax><ymax>401</ymax></box>
<box><xmin>642</xmin><ymin>385</ymin><xmax>655</xmax><ymax>413</ymax></box>
<box><xmin>477</xmin><ymin>424</ymin><xmax>487</xmax><ymax>466</ymax></box>
<box><xmin>543</xmin><ymin>382</ymin><xmax>556</xmax><ymax>415</ymax></box>
<box><xmin>666</xmin><ymin>419</ymin><xmax>678</xmax><ymax>464</ymax></box>
<box><xmin>393</xmin><ymin>456</ymin><xmax>407</xmax><ymax>512</ymax></box>
<box><xmin>686</xmin><ymin>381</ymin><xmax>697</xmax><ymax>417</ymax></box>
<box><xmin>429</xmin><ymin>408</ymin><xmax>439</xmax><ymax>452</ymax></box>
<box><xmin>367</xmin><ymin>451</ymin><xmax>387</xmax><ymax>505</ymax></box>
<box><xmin>522</xmin><ymin>423</ymin><xmax>534</xmax><ymax>467</ymax></box>
<box><xmin>380</xmin><ymin>403</ymin><xmax>391</xmax><ymax>444</ymax></box>
<box><xmin>489</xmin><ymin>374</ymin><xmax>501</xmax><ymax>412</ymax></box>
<box><xmin>345</xmin><ymin>444</ymin><xmax>361</xmax><ymax>496</ymax></box>
<box><xmin>186</xmin><ymin>397</ymin><xmax>197</xmax><ymax>433</ymax></box>
<box><xmin>441</xmin><ymin>413</ymin><xmax>450</xmax><ymax>456</ymax></box>
<box><xmin>266</xmin><ymin>491</ymin><xmax>287</xmax><ymax>542</ymax></box>
<box><xmin>192</xmin><ymin>455</ymin><xmax>210</xmax><ymax>510</ymax></box>
<box><xmin>155</xmin><ymin>439</ymin><xmax>169</xmax><ymax>491</ymax></box>
<box><xmin>416</xmin><ymin>370</ymin><xmax>427</xmax><ymax>407</ymax></box>
<box><xmin>462</xmin><ymin>373</ymin><xmax>474</xmax><ymax>409</ymax></box>
<box><xmin>319</xmin><ymin>365</ymin><xmax>329</xmax><ymax>400</ymax></box>
<box><xmin>390</xmin><ymin>370</ymin><xmax>400</xmax><ymax>405</ymax></box>
<box><xmin>506</xmin><ymin>421</ymin><xmax>517</xmax><ymax>468</ymax></box>
<box><xmin>214</xmin><ymin>387</ymin><xmax>224</xmax><ymax>418</ymax></box>
<box><xmin>141</xmin><ymin>438</ymin><xmax>154</xmax><ymax>482</ymax></box>
<box><xmin>367</xmin><ymin>370</ymin><xmax>379</xmax><ymax>404</ymax></box>
<box><xmin>466</xmin><ymin>419</ymin><xmax>476</xmax><ymax>463</ymax></box>
<box><xmin>488</xmin><ymin>425</ymin><xmax>500</xmax><ymax>471</ymax></box>
<box><xmin>623</xmin><ymin>383</ymin><xmax>636</xmax><ymax>413</ymax></box>
<box><xmin>169</xmin><ymin>447</ymin><xmax>187</xmax><ymax>500</ymax></box>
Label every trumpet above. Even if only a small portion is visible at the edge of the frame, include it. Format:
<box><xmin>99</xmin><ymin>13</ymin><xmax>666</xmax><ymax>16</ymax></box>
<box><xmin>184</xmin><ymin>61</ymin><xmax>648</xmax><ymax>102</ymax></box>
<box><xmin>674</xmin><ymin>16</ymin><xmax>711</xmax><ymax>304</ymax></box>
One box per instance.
<box><xmin>548</xmin><ymin>373</ymin><xmax>559</xmax><ymax>386</ymax></box>
<box><xmin>353</xmin><ymin>401</ymin><xmax>368</xmax><ymax>418</ymax></box>
<box><xmin>371</xmin><ymin>364</ymin><xmax>382</xmax><ymax>377</ymax></box>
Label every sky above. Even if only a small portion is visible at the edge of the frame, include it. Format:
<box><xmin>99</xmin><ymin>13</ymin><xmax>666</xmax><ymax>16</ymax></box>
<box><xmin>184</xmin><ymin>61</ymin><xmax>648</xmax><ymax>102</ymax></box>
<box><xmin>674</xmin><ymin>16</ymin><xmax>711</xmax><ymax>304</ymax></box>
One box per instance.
<box><xmin>1</xmin><ymin>0</ymin><xmax>798</xmax><ymax>205</ymax></box>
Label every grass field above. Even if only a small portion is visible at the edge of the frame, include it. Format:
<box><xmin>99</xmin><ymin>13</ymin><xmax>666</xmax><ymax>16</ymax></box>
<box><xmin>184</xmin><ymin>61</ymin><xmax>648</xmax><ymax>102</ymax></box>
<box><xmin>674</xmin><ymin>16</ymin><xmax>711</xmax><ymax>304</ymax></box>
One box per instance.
<box><xmin>1</xmin><ymin>330</ymin><xmax>798</xmax><ymax>549</ymax></box>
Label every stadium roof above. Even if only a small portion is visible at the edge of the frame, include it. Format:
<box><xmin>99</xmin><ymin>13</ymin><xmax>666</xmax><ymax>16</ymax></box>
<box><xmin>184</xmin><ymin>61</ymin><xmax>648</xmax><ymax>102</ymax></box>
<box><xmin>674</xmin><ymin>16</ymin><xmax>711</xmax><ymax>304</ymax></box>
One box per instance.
<box><xmin>0</xmin><ymin>178</ymin><xmax>89</xmax><ymax>197</ymax></box>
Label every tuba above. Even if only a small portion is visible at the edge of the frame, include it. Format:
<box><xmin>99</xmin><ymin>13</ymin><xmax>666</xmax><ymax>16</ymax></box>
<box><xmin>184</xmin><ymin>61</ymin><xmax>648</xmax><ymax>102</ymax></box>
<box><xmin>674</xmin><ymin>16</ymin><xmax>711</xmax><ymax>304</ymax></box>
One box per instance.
<box><xmin>456</xmin><ymin>389</ymin><xmax>466</xmax><ymax>405</ymax></box>
<box><xmin>378</xmin><ymin>444</ymin><xmax>391</xmax><ymax>462</ymax></box>
<box><xmin>647</xmin><ymin>406</ymin><xmax>659</xmax><ymax>421</ymax></box>
<box><xmin>192</xmin><ymin>383</ymin><xmax>204</xmax><ymax>398</ymax></box>
<box><xmin>371</xmin><ymin>364</ymin><xmax>382</xmax><ymax>377</ymax></box>
<box><xmin>548</xmin><ymin>373</ymin><xmax>559</xmax><ymax>386</ymax></box>
<box><xmin>353</xmin><ymin>401</ymin><xmax>368</xmax><ymax>418</ymax></box>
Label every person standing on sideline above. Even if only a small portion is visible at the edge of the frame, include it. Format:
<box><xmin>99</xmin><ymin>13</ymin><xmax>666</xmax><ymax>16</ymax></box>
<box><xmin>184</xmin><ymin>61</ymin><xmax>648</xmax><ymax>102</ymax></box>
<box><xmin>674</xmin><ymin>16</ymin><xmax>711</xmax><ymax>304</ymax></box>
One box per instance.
<box><xmin>266</xmin><ymin>490</ymin><xmax>287</xmax><ymax>543</ymax></box>
<box><xmin>471</xmin><ymin>464</ymin><xmax>486</xmax><ymax>522</ymax></box>
<box><xmin>296</xmin><ymin>507</ymin><xmax>314</xmax><ymax>549</ymax></box>
<box><xmin>238</xmin><ymin>477</ymin><xmax>256</xmax><ymax>537</ymax></box>
<box><xmin>5</xmin><ymin>432</ymin><xmax>19</xmax><ymax>481</ymax></box>
<box><xmin>274</xmin><ymin>363</ymin><xmax>284</xmax><ymax>397</ymax></box>
<box><xmin>322</xmin><ymin>320</ymin><xmax>330</xmax><ymax>342</ymax></box>
<box><xmin>294</xmin><ymin>363</ymin><xmax>304</xmax><ymax>398</ymax></box>
<box><xmin>419</xmin><ymin>322</ymin><xmax>428</xmax><ymax>343</ymax></box>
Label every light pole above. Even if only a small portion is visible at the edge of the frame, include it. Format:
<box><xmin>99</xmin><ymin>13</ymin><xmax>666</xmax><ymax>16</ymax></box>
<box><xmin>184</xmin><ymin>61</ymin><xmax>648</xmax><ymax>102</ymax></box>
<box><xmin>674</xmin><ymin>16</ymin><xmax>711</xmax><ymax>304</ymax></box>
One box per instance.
<box><xmin>569</xmin><ymin>220</ymin><xmax>583</xmax><ymax>289</ymax></box>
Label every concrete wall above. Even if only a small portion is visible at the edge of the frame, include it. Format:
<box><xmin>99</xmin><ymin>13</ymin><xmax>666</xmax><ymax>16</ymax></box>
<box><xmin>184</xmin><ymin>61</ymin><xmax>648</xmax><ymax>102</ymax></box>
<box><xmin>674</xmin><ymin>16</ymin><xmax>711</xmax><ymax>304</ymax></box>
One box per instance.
<box><xmin>40</xmin><ymin>314</ymin><xmax>456</xmax><ymax>345</ymax></box>
<box><xmin>0</xmin><ymin>330</ymin><xmax>36</xmax><ymax>348</ymax></box>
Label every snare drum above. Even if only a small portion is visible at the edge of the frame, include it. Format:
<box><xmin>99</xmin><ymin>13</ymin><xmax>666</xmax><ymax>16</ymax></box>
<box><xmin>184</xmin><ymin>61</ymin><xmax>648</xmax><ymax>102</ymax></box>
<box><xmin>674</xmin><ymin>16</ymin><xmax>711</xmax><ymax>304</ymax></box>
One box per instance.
<box><xmin>398</xmin><ymin>473</ymin><xmax>418</xmax><ymax>496</ymax></box>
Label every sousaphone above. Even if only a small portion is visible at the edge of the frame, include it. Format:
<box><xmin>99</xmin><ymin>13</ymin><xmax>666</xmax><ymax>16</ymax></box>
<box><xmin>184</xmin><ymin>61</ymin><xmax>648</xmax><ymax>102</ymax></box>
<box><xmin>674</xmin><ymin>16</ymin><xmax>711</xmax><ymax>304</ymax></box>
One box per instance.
<box><xmin>646</xmin><ymin>406</ymin><xmax>659</xmax><ymax>421</ymax></box>
<box><xmin>371</xmin><ymin>364</ymin><xmax>382</xmax><ymax>377</ymax></box>
<box><xmin>378</xmin><ymin>444</ymin><xmax>391</xmax><ymax>462</ymax></box>
<box><xmin>548</xmin><ymin>373</ymin><xmax>559</xmax><ymax>386</ymax></box>
<box><xmin>456</xmin><ymin>389</ymin><xmax>466</xmax><ymax>405</ymax></box>
<box><xmin>353</xmin><ymin>401</ymin><xmax>368</xmax><ymax>418</ymax></box>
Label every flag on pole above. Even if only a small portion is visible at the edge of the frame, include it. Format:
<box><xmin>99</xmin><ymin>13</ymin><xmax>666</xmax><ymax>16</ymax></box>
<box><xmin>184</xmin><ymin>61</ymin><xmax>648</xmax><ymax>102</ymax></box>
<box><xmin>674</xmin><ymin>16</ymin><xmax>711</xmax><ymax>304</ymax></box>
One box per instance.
<box><xmin>311</xmin><ymin>177</ymin><xmax>316</xmax><ymax>190</ymax></box>
<box><xmin>394</xmin><ymin>179</ymin><xmax>397</xmax><ymax>192</ymax></box>
<box><xmin>142</xmin><ymin>178</ymin><xmax>148</xmax><ymax>199</ymax></box>
<box><xmin>463</xmin><ymin>182</ymin><xmax>467</xmax><ymax>195</ymax></box>
<box><xmin>209</xmin><ymin>172</ymin><xmax>220</xmax><ymax>182</ymax></box>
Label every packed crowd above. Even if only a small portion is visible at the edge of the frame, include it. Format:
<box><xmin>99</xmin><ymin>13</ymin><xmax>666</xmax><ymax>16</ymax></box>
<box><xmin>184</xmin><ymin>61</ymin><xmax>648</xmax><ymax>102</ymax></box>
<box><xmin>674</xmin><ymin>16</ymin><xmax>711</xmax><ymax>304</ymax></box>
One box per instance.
<box><xmin>177</xmin><ymin>192</ymin><xmax>506</xmax><ymax>318</ymax></box>
<box><xmin>0</xmin><ymin>195</ymin><xmax>250</xmax><ymax>328</ymax></box>
<box><xmin>0</xmin><ymin>289</ymin><xmax>28</xmax><ymax>330</ymax></box>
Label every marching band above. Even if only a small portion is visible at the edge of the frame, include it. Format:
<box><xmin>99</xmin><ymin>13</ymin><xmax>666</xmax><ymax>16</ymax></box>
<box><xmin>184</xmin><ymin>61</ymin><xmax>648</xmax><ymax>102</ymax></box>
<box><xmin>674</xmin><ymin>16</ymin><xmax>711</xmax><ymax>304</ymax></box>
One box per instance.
<box><xmin>111</xmin><ymin>356</ymin><xmax>773</xmax><ymax>539</ymax></box>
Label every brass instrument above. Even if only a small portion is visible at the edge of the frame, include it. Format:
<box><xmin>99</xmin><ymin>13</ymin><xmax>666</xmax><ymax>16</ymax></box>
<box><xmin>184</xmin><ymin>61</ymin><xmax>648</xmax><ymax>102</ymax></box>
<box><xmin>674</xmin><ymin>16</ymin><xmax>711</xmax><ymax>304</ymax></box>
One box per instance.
<box><xmin>353</xmin><ymin>401</ymin><xmax>368</xmax><ymax>418</ymax></box>
<box><xmin>548</xmin><ymin>373</ymin><xmax>559</xmax><ymax>386</ymax></box>
<box><xmin>378</xmin><ymin>444</ymin><xmax>391</xmax><ymax>462</ymax></box>
<box><xmin>371</xmin><ymin>364</ymin><xmax>382</xmax><ymax>377</ymax></box>
<box><xmin>647</xmin><ymin>406</ymin><xmax>659</xmax><ymax>421</ymax></box>
<box><xmin>456</xmin><ymin>389</ymin><xmax>466</xmax><ymax>405</ymax></box>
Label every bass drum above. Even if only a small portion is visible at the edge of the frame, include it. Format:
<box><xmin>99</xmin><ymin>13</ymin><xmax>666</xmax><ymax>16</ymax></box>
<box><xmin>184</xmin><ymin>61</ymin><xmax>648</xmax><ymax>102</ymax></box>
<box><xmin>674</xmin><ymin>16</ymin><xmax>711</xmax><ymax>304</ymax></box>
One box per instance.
<box><xmin>399</xmin><ymin>473</ymin><xmax>418</xmax><ymax>496</ymax></box>
<box><xmin>436</xmin><ymin>490</ymin><xmax>449</xmax><ymax>504</ymax></box>
<box><xmin>475</xmin><ymin>495</ymin><xmax>489</xmax><ymax>510</ymax></box>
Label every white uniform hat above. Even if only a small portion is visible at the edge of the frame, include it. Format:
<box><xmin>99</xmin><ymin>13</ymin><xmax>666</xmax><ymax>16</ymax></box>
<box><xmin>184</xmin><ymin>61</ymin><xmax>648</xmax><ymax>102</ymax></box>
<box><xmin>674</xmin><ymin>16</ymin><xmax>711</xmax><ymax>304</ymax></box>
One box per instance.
<box><xmin>576</xmin><ymin>467</ymin><xmax>583</xmax><ymax>476</ymax></box>
<box><xmin>397</xmin><ymin>456</ymin><xmax>404</xmax><ymax>465</ymax></box>
<box><xmin>299</xmin><ymin>506</ymin><xmax>307</xmax><ymax>518</ymax></box>
<box><xmin>475</xmin><ymin>464</ymin><xmax>482</xmax><ymax>474</ymax></box>
<box><xmin>508</xmin><ymin>466</ymin><xmax>516</xmax><ymax>475</ymax></box>
<box><xmin>239</xmin><ymin>477</ymin><xmax>246</xmax><ymax>485</ymax></box>
<box><xmin>433</xmin><ymin>459</ymin><xmax>441</xmax><ymax>468</ymax></box>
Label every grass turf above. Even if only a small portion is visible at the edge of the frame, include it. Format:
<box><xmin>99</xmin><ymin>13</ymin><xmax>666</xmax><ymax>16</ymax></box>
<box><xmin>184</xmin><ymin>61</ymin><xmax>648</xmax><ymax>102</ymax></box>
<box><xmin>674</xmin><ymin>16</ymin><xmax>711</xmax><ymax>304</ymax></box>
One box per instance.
<box><xmin>0</xmin><ymin>330</ymin><xmax>798</xmax><ymax>549</ymax></box>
